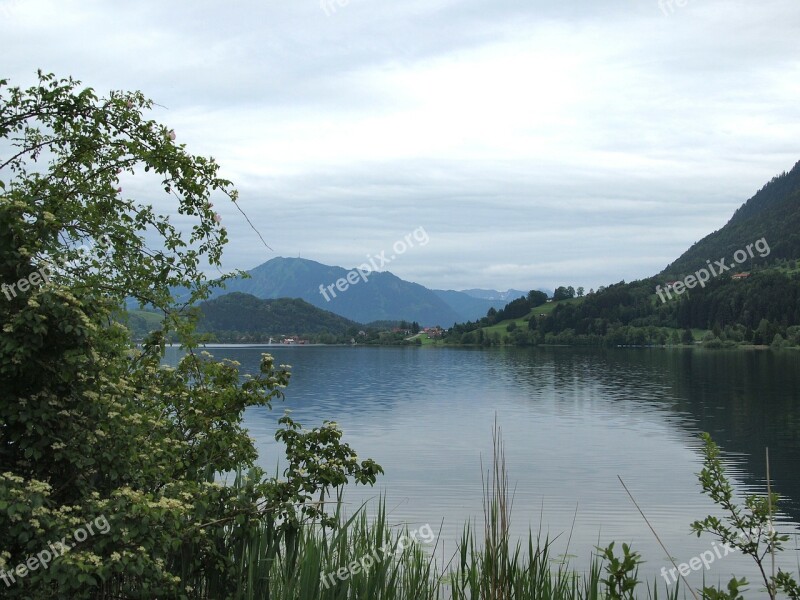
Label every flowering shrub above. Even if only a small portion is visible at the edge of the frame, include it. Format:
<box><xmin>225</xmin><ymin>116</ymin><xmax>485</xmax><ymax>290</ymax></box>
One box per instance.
<box><xmin>0</xmin><ymin>72</ymin><xmax>381</xmax><ymax>598</ymax></box>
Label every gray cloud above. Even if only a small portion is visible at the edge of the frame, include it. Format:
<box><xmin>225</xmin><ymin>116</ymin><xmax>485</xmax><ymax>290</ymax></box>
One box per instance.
<box><xmin>2</xmin><ymin>0</ymin><xmax>799</xmax><ymax>290</ymax></box>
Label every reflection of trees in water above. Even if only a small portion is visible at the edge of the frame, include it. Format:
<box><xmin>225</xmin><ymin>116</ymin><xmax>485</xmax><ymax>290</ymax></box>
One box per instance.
<box><xmin>502</xmin><ymin>347</ymin><xmax>800</xmax><ymax>527</ymax></box>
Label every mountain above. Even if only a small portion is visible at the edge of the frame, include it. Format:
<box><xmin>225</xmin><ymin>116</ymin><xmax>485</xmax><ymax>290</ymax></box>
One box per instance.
<box><xmin>433</xmin><ymin>288</ymin><xmax>556</xmax><ymax>322</ymax></box>
<box><xmin>432</xmin><ymin>290</ymin><xmax>511</xmax><ymax>322</ymax></box>
<box><xmin>197</xmin><ymin>293</ymin><xmax>360</xmax><ymax>336</ymax></box>
<box><xmin>212</xmin><ymin>257</ymin><xmax>462</xmax><ymax>326</ymax></box>
<box><xmin>449</xmin><ymin>160</ymin><xmax>800</xmax><ymax>348</ymax></box>
<box><xmin>663</xmin><ymin>160</ymin><xmax>800</xmax><ymax>278</ymax></box>
<box><xmin>460</xmin><ymin>288</ymin><xmax>532</xmax><ymax>301</ymax></box>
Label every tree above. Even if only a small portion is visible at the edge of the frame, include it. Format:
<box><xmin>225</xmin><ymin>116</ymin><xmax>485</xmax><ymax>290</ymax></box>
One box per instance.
<box><xmin>0</xmin><ymin>73</ymin><xmax>381</xmax><ymax>597</ymax></box>
<box><xmin>526</xmin><ymin>289</ymin><xmax>548</xmax><ymax>307</ymax></box>
<box><xmin>772</xmin><ymin>333</ymin><xmax>787</xmax><ymax>348</ymax></box>
<box><xmin>577</xmin><ymin>286</ymin><xmax>585</xmax><ymax>297</ymax></box>
<box><xmin>496</xmin><ymin>296</ymin><xmax>531</xmax><ymax>321</ymax></box>
<box><xmin>755</xmin><ymin>318</ymin><xmax>775</xmax><ymax>346</ymax></box>
<box><xmin>681</xmin><ymin>328</ymin><xmax>694</xmax><ymax>344</ymax></box>
<box><xmin>411</xmin><ymin>321</ymin><xmax>420</xmax><ymax>334</ymax></box>
<box><xmin>553</xmin><ymin>286</ymin><xmax>575</xmax><ymax>301</ymax></box>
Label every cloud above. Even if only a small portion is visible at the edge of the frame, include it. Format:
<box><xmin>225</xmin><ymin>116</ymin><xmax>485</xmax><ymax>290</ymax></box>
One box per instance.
<box><xmin>2</xmin><ymin>0</ymin><xmax>799</xmax><ymax>290</ymax></box>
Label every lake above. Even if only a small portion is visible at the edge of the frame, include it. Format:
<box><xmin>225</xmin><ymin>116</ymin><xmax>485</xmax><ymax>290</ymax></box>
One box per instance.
<box><xmin>165</xmin><ymin>345</ymin><xmax>800</xmax><ymax>591</ymax></box>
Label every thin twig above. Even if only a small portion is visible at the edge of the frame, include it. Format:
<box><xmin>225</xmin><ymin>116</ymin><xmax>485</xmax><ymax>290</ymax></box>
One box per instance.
<box><xmin>618</xmin><ymin>475</ymin><xmax>701</xmax><ymax>600</ymax></box>
<box><xmin>767</xmin><ymin>447</ymin><xmax>775</xmax><ymax>588</ymax></box>
<box><xmin>232</xmin><ymin>197</ymin><xmax>274</xmax><ymax>251</ymax></box>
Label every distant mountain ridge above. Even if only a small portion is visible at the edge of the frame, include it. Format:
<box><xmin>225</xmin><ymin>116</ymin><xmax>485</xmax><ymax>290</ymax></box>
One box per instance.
<box><xmin>210</xmin><ymin>258</ymin><xmax>548</xmax><ymax>325</ymax></box>
<box><xmin>431</xmin><ymin>290</ymin><xmax>511</xmax><ymax>322</ymax></box>
<box><xmin>460</xmin><ymin>288</ymin><xmax>533</xmax><ymax>301</ymax></box>
<box><xmin>212</xmin><ymin>257</ymin><xmax>461</xmax><ymax>326</ymax></box>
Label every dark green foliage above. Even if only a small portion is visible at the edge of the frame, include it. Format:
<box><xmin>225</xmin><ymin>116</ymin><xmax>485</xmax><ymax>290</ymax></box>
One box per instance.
<box><xmin>0</xmin><ymin>72</ymin><xmax>382</xmax><ymax>598</ymax></box>
<box><xmin>496</xmin><ymin>296</ymin><xmax>533</xmax><ymax>321</ymax></box>
<box><xmin>675</xmin><ymin>271</ymin><xmax>800</xmax><ymax>331</ymax></box>
<box><xmin>196</xmin><ymin>292</ymin><xmax>361</xmax><ymax>339</ymax></box>
<box><xmin>527</xmin><ymin>290</ymin><xmax>549</xmax><ymax>307</ymax></box>
<box><xmin>447</xmin><ymin>162</ymin><xmax>800</xmax><ymax>348</ymax></box>
<box><xmin>553</xmin><ymin>286</ymin><xmax>576</xmax><ymax>301</ymax></box>
<box><xmin>599</xmin><ymin>542</ymin><xmax>641</xmax><ymax>600</ymax></box>
<box><xmin>462</xmin><ymin>270</ymin><xmax>800</xmax><ymax>347</ymax></box>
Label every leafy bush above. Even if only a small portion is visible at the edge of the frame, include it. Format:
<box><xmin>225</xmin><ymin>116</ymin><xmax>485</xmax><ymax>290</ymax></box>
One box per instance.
<box><xmin>0</xmin><ymin>72</ymin><xmax>381</xmax><ymax>598</ymax></box>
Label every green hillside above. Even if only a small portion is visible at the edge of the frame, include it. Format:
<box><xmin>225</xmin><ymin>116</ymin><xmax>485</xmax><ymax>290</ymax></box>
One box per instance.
<box><xmin>196</xmin><ymin>293</ymin><xmax>361</xmax><ymax>341</ymax></box>
<box><xmin>123</xmin><ymin>308</ymin><xmax>164</xmax><ymax>340</ymax></box>
<box><xmin>445</xmin><ymin>162</ymin><xmax>800</xmax><ymax>349</ymax></box>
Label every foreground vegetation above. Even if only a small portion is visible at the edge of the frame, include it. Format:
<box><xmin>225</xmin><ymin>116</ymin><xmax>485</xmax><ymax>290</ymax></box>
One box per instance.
<box><xmin>164</xmin><ymin>429</ymin><xmax>798</xmax><ymax>600</ymax></box>
<box><xmin>3</xmin><ymin>72</ymin><xmax>799</xmax><ymax>599</ymax></box>
<box><xmin>0</xmin><ymin>72</ymin><xmax>384</xmax><ymax>598</ymax></box>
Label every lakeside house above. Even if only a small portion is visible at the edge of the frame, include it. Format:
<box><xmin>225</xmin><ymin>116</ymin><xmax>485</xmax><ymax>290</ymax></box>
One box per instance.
<box><xmin>732</xmin><ymin>272</ymin><xmax>751</xmax><ymax>280</ymax></box>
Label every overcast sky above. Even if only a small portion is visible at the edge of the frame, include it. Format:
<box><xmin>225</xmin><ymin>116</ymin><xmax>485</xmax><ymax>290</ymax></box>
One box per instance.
<box><xmin>3</xmin><ymin>0</ymin><xmax>799</xmax><ymax>291</ymax></box>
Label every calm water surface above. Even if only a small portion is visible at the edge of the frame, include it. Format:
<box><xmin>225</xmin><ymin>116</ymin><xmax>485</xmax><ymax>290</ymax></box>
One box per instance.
<box><xmin>165</xmin><ymin>345</ymin><xmax>800</xmax><ymax>591</ymax></box>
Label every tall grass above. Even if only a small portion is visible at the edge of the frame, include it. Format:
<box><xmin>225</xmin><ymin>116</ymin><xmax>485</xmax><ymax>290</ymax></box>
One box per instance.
<box><xmin>175</xmin><ymin>426</ymin><xmax>682</xmax><ymax>600</ymax></box>
<box><xmin>449</xmin><ymin>421</ymin><xmax>605</xmax><ymax>600</ymax></box>
<box><xmin>193</xmin><ymin>497</ymin><xmax>441</xmax><ymax>600</ymax></box>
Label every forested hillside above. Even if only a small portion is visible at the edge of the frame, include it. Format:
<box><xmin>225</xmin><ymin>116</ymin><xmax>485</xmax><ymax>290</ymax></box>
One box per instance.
<box><xmin>446</xmin><ymin>162</ymin><xmax>800</xmax><ymax>348</ymax></box>
<box><xmin>196</xmin><ymin>293</ymin><xmax>361</xmax><ymax>341</ymax></box>
<box><xmin>664</xmin><ymin>160</ymin><xmax>800</xmax><ymax>277</ymax></box>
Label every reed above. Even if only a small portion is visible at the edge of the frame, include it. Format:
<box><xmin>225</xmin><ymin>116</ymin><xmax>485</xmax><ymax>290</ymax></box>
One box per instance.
<box><xmin>172</xmin><ymin>426</ymin><xmax>684</xmax><ymax>599</ymax></box>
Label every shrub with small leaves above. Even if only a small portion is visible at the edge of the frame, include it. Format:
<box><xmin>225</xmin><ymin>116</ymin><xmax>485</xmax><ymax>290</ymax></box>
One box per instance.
<box><xmin>0</xmin><ymin>72</ymin><xmax>381</xmax><ymax>598</ymax></box>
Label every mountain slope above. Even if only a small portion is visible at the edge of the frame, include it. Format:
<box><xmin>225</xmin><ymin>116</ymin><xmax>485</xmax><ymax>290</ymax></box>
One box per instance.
<box><xmin>663</xmin><ymin>160</ymin><xmax>800</xmax><ymax>277</ymax></box>
<box><xmin>213</xmin><ymin>257</ymin><xmax>462</xmax><ymax>326</ymax></box>
<box><xmin>444</xmin><ymin>160</ymin><xmax>800</xmax><ymax>348</ymax></box>
<box><xmin>432</xmin><ymin>290</ymin><xmax>510</xmax><ymax>321</ymax></box>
